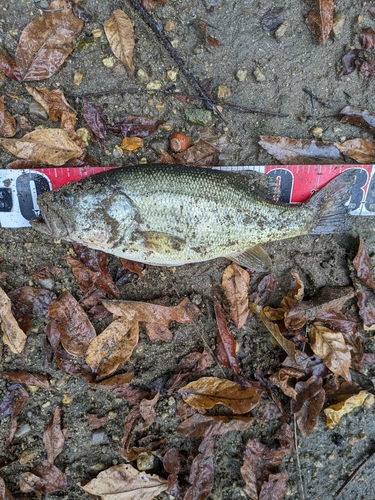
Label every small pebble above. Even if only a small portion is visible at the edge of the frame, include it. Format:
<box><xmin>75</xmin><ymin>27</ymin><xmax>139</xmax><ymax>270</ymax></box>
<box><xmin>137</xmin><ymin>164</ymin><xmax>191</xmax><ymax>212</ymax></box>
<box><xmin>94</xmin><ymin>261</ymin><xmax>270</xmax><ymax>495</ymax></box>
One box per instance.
<box><xmin>62</xmin><ymin>393</ymin><xmax>72</xmax><ymax>404</ymax></box>
<box><xmin>332</xmin><ymin>13</ymin><xmax>345</xmax><ymax>37</ymax></box>
<box><xmin>275</xmin><ymin>21</ymin><xmax>288</xmax><ymax>40</ymax></box>
<box><xmin>146</xmin><ymin>80</ymin><xmax>162</xmax><ymax>90</ymax></box>
<box><xmin>339</xmin><ymin>135</ymin><xmax>347</xmax><ymax>142</ymax></box>
<box><xmin>167</xmin><ymin>69</ymin><xmax>178</xmax><ymax>81</ymax></box>
<box><xmin>102</xmin><ymin>56</ymin><xmax>115</xmax><ymax>68</ymax></box>
<box><xmin>311</xmin><ymin>126</ymin><xmax>323</xmax><ymax>138</ymax></box>
<box><xmin>236</xmin><ymin>69</ymin><xmax>247</xmax><ymax>81</ymax></box>
<box><xmin>74</xmin><ymin>72</ymin><xmax>83</xmax><ymax>86</ymax></box>
<box><xmin>15</xmin><ymin>423</ymin><xmax>31</xmax><ymax>437</ymax></box>
<box><xmin>19</xmin><ymin>450</ymin><xmax>38</xmax><ymax>464</ymax></box>
<box><xmin>112</xmin><ymin>145</ymin><xmax>124</xmax><ymax>158</ymax></box>
<box><xmin>358</xmin><ymin>14</ymin><xmax>364</xmax><ymax>24</ymax></box>
<box><xmin>91</xmin><ymin>28</ymin><xmax>102</xmax><ymax>38</ymax></box>
<box><xmin>137</xmin><ymin>453</ymin><xmax>156</xmax><ymax>471</ymax></box>
<box><xmin>253</xmin><ymin>67</ymin><xmax>266</xmax><ymax>82</ymax></box>
<box><xmin>76</xmin><ymin>127</ymin><xmax>90</xmax><ymax>146</ymax></box>
<box><xmin>216</xmin><ymin>85</ymin><xmax>231</xmax><ymax>99</ymax></box>
<box><xmin>185</xmin><ymin>108</ymin><xmax>212</xmax><ymax>126</ymax></box>
<box><xmin>164</xmin><ymin>20</ymin><xmax>175</xmax><ymax>31</ymax></box>
<box><xmin>92</xmin><ymin>430</ymin><xmax>106</xmax><ymax>443</ymax></box>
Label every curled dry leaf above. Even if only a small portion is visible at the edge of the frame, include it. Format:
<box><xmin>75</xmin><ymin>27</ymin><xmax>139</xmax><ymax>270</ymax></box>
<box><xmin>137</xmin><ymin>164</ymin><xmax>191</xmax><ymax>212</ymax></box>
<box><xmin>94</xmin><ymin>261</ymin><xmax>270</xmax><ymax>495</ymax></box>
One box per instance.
<box><xmin>179</xmin><ymin>376</ymin><xmax>263</xmax><ymax>414</ymax></box>
<box><xmin>87</xmin><ymin>413</ymin><xmax>107</xmax><ymax>429</ymax></box>
<box><xmin>82</xmin><ymin>99</ymin><xmax>109</xmax><ymax>142</ymax></box>
<box><xmin>259</xmin><ymin>472</ymin><xmax>289</xmax><ymax>500</ymax></box>
<box><xmin>340</xmin><ymin>106</ymin><xmax>375</xmax><ymax>133</ymax></box>
<box><xmin>85</xmin><ymin>315</ymin><xmax>139</xmax><ymax>378</ymax></box>
<box><xmin>334</xmin><ymin>138</ymin><xmax>375</xmax><ymax>163</ymax></box>
<box><xmin>176</xmin><ymin>413</ymin><xmax>254</xmax><ymax>438</ymax></box>
<box><xmin>355</xmin><ymin>290</ymin><xmax>375</xmax><ymax>328</ymax></box>
<box><xmin>0</xmin><ymin>371</ymin><xmax>49</xmax><ymax>387</ymax></box>
<box><xmin>359</xmin><ymin>27</ymin><xmax>375</xmax><ymax>49</ymax></box>
<box><xmin>139</xmin><ymin>392</ymin><xmax>159</xmax><ymax>429</ymax></box>
<box><xmin>0</xmin><ymin>383</ymin><xmax>29</xmax><ymax>419</ymax></box>
<box><xmin>360</xmin><ymin>59</ymin><xmax>375</xmax><ymax>78</ymax></box>
<box><xmin>19</xmin><ymin>460</ymin><xmax>67</xmax><ymax>495</ymax></box>
<box><xmin>80</xmin><ymin>463</ymin><xmax>168</xmax><ymax>500</ymax></box>
<box><xmin>43</xmin><ymin>407</ymin><xmax>65</xmax><ymax>463</ymax></box>
<box><xmin>353</xmin><ymin>237</ymin><xmax>375</xmax><ymax>292</ymax></box>
<box><xmin>214</xmin><ymin>301</ymin><xmax>239</xmax><ymax>375</ymax></box>
<box><xmin>166</xmin><ymin>349</ymin><xmax>215</xmax><ymax>393</ymax></box>
<box><xmin>109</xmin><ymin>114</ymin><xmax>165</xmax><ymax>138</ymax></box>
<box><xmin>292</xmin><ymin>375</ymin><xmax>325</xmax><ymax>437</ymax></box>
<box><xmin>9</xmin><ymin>286</ymin><xmax>57</xmax><ymax>318</ymax></box>
<box><xmin>259</xmin><ymin>136</ymin><xmax>344</xmax><ymax>164</ymax></box>
<box><xmin>15</xmin><ymin>0</ymin><xmax>84</xmax><ymax>81</ymax></box>
<box><xmin>0</xmin><ymin>477</ymin><xmax>14</xmax><ymax>500</ymax></box>
<box><xmin>119</xmin><ymin>258</ymin><xmax>144</xmax><ymax>279</ymax></box>
<box><xmin>0</xmin><ymin>128</ymin><xmax>83</xmax><ymax>166</ymax></box>
<box><xmin>280</xmin><ymin>271</ymin><xmax>304</xmax><ymax>315</ymax></box>
<box><xmin>269</xmin><ymin>367</ymin><xmax>304</xmax><ymax>399</ymax></box>
<box><xmin>309</xmin><ymin>323</ymin><xmax>351</xmax><ymax>381</ymax></box>
<box><xmin>48</xmin><ymin>291</ymin><xmax>96</xmax><ymax>356</ymax></box>
<box><xmin>185</xmin><ymin>451</ymin><xmax>214</xmax><ymax>500</ymax></box>
<box><xmin>324</xmin><ymin>390</ymin><xmax>373</xmax><ymax>428</ymax></box>
<box><xmin>221</xmin><ymin>263</ymin><xmax>250</xmax><ymax>328</ymax></box>
<box><xmin>0</xmin><ymin>96</ymin><xmax>16</xmax><ymax>137</ymax></box>
<box><xmin>103</xmin><ymin>297</ymin><xmax>199</xmax><ymax>342</ymax></box>
<box><xmin>0</xmin><ymin>286</ymin><xmax>27</xmax><ymax>354</ymax></box>
<box><xmin>63</xmin><ymin>255</ymin><xmax>101</xmax><ymax>293</ymax></box>
<box><xmin>104</xmin><ymin>9</ymin><xmax>135</xmax><ymax>74</ymax></box>
<box><xmin>306</xmin><ymin>0</ymin><xmax>334</xmax><ymax>44</ymax></box>
<box><xmin>340</xmin><ymin>49</ymin><xmax>359</xmax><ymax>77</ymax></box>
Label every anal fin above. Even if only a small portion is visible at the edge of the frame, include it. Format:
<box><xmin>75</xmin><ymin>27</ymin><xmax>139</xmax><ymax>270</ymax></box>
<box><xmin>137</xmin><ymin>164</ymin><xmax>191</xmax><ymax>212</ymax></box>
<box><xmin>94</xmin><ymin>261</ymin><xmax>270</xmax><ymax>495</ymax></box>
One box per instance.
<box><xmin>229</xmin><ymin>244</ymin><xmax>272</xmax><ymax>271</ymax></box>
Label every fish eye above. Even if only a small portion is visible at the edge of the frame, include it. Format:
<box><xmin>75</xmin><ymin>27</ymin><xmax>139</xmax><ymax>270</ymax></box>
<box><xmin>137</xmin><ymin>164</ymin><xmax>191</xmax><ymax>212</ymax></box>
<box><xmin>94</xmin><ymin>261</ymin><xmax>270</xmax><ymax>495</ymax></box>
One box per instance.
<box><xmin>60</xmin><ymin>191</ymin><xmax>74</xmax><ymax>208</ymax></box>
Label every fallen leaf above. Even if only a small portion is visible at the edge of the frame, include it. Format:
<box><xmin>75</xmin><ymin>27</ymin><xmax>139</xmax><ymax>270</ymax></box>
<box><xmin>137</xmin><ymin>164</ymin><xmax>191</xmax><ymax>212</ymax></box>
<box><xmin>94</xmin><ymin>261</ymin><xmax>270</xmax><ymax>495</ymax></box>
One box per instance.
<box><xmin>184</xmin><ymin>452</ymin><xmax>214</xmax><ymax>500</ymax></box>
<box><xmin>176</xmin><ymin>413</ymin><xmax>254</xmax><ymax>438</ymax></box>
<box><xmin>355</xmin><ymin>290</ymin><xmax>375</xmax><ymax>328</ymax></box>
<box><xmin>0</xmin><ymin>286</ymin><xmax>27</xmax><ymax>354</ymax></box>
<box><xmin>292</xmin><ymin>375</ymin><xmax>325</xmax><ymax>436</ymax></box>
<box><xmin>109</xmin><ymin>114</ymin><xmax>165</xmax><ymax>138</ymax></box>
<box><xmin>26</xmin><ymin>86</ymin><xmax>77</xmax><ymax>135</ymax></box>
<box><xmin>340</xmin><ymin>106</ymin><xmax>375</xmax><ymax>133</ymax></box>
<box><xmin>259</xmin><ymin>136</ymin><xmax>344</xmax><ymax>164</ymax></box>
<box><xmin>90</xmin><ymin>372</ymin><xmax>147</xmax><ymax>404</ymax></box>
<box><xmin>359</xmin><ymin>27</ymin><xmax>375</xmax><ymax>49</ymax></box>
<box><xmin>214</xmin><ymin>301</ymin><xmax>239</xmax><ymax>375</ymax></box>
<box><xmin>249</xmin><ymin>302</ymin><xmax>297</xmax><ymax>361</ymax></box>
<box><xmin>0</xmin><ymin>383</ymin><xmax>28</xmax><ymax>419</ymax></box>
<box><xmin>0</xmin><ymin>128</ymin><xmax>83</xmax><ymax>165</ymax></box>
<box><xmin>0</xmin><ymin>55</ymin><xmax>22</xmax><ymax>82</ymax></box>
<box><xmin>19</xmin><ymin>460</ymin><xmax>67</xmax><ymax>495</ymax></box>
<box><xmin>82</xmin><ymin>99</ymin><xmax>109</xmax><ymax>142</ymax></box>
<box><xmin>9</xmin><ymin>286</ymin><xmax>57</xmax><ymax>318</ymax></box>
<box><xmin>80</xmin><ymin>463</ymin><xmax>168</xmax><ymax>500</ymax></box>
<box><xmin>15</xmin><ymin>0</ymin><xmax>84</xmax><ymax>81</ymax></box>
<box><xmin>306</xmin><ymin>0</ymin><xmax>334</xmax><ymax>44</ymax></box>
<box><xmin>63</xmin><ymin>255</ymin><xmax>101</xmax><ymax>293</ymax></box>
<box><xmin>0</xmin><ymin>371</ymin><xmax>49</xmax><ymax>387</ymax></box>
<box><xmin>339</xmin><ymin>49</ymin><xmax>359</xmax><ymax>76</ymax></box>
<box><xmin>198</xmin><ymin>21</ymin><xmax>222</xmax><ymax>47</ymax></box>
<box><xmin>0</xmin><ymin>96</ymin><xmax>16</xmax><ymax>137</ymax></box>
<box><xmin>353</xmin><ymin>237</ymin><xmax>375</xmax><ymax>292</ymax></box>
<box><xmin>87</xmin><ymin>413</ymin><xmax>107</xmax><ymax>429</ymax></box>
<box><xmin>221</xmin><ymin>263</ymin><xmax>250</xmax><ymax>328</ymax></box>
<box><xmin>260</xmin><ymin>7</ymin><xmax>285</xmax><ymax>31</ymax></box>
<box><xmin>281</xmin><ymin>271</ymin><xmax>304</xmax><ymax>315</ymax></box>
<box><xmin>0</xmin><ymin>477</ymin><xmax>15</xmax><ymax>500</ymax></box>
<box><xmin>324</xmin><ymin>390</ymin><xmax>372</xmax><ymax>428</ymax></box>
<box><xmin>335</xmin><ymin>138</ymin><xmax>375</xmax><ymax>163</ymax></box>
<box><xmin>103</xmin><ymin>297</ymin><xmax>199</xmax><ymax>342</ymax></box>
<box><xmin>119</xmin><ymin>258</ymin><xmax>145</xmax><ymax>279</ymax></box>
<box><xmin>166</xmin><ymin>349</ymin><xmax>215</xmax><ymax>393</ymax></box>
<box><xmin>104</xmin><ymin>9</ymin><xmax>135</xmax><ymax>74</ymax></box>
<box><xmin>162</xmin><ymin>448</ymin><xmax>182</xmax><ymax>498</ymax></box>
<box><xmin>54</xmin><ymin>344</ymin><xmax>93</xmax><ymax>376</ymax></box>
<box><xmin>48</xmin><ymin>291</ymin><xmax>96</xmax><ymax>356</ymax></box>
<box><xmin>43</xmin><ymin>407</ymin><xmax>64</xmax><ymax>463</ymax></box>
<box><xmin>121</xmin><ymin>136</ymin><xmax>144</xmax><ymax>150</ymax></box>
<box><xmin>259</xmin><ymin>471</ymin><xmax>289</xmax><ymax>500</ymax></box>
<box><xmin>360</xmin><ymin>59</ymin><xmax>375</xmax><ymax>78</ymax></box>
<box><xmin>142</xmin><ymin>0</ymin><xmax>167</xmax><ymax>10</ymax></box>
<box><xmin>139</xmin><ymin>392</ymin><xmax>159</xmax><ymax>429</ymax></box>
<box><xmin>249</xmin><ymin>274</ymin><xmax>277</xmax><ymax>309</ymax></box>
<box><xmin>85</xmin><ymin>315</ymin><xmax>139</xmax><ymax>378</ymax></box>
<box><xmin>179</xmin><ymin>376</ymin><xmax>263</xmax><ymax>414</ymax></box>
<box><xmin>269</xmin><ymin>367</ymin><xmax>304</xmax><ymax>399</ymax></box>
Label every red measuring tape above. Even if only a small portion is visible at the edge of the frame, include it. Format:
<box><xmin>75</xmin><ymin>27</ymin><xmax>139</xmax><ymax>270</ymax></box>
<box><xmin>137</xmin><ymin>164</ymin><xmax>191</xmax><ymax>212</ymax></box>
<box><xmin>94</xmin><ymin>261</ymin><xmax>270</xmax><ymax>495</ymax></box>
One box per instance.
<box><xmin>0</xmin><ymin>164</ymin><xmax>374</xmax><ymax>228</ymax></box>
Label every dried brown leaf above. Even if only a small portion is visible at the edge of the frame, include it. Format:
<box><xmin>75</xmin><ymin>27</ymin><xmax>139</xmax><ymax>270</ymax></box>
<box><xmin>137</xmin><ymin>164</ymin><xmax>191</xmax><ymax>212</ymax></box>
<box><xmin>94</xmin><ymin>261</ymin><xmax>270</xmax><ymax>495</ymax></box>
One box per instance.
<box><xmin>19</xmin><ymin>460</ymin><xmax>67</xmax><ymax>495</ymax></box>
<box><xmin>355</xmin><ymin>290</ymin><xmax>375</xmax><ymax>328</ymax></box>
<box><xmin>249</xmin><ymin>274</ymin><xmax>277</xmax><ymax>309</ymax></box>
<box><xmin>119</xmin><ymin>258</ymin><xmax>145</xmax><ymax>279</ymax></box>
<box><xmin>166</xmin><ymin>349</ymin><xmax>215</xmax><ymax>393</ymax></box>
<box><xmin>9</xmin><ymin>286</ymin><xmax>57</xmax><ymax>318</ymax></box>
<box><xmin>91</xmin><ymin>372</ymin><xmax>146</xmax><ymax>404</ymax></box>
<box><xmin>353</xmin><ymin>237</ymin><xmax>375</xmax><ymax>292</ymax></box>
<box><xmin>360</xmin><ymin>59</ymin><xmax>375</xmax><ymax>78</ymax></box>
<box><xmin>80</xmin><ymin>463</ymin><xmax>168</xmax><ymax>499</ymax></box>
<box><xmin>309</xmin><ymin>322</ymin><xmax>352</xmax><ymax>381</ymax></box>
<box><xmin>48</xmin><ymin>291</ymin><xmax>96</xmax><ymax>356</ymax></box>
<box><xmin>43</xmin><ymin>407</ymin><xmax>64</xmax><ymax>463</ymax></box>
<box><xmin>359</xmin><ymin>27</ymin><xmax>375</xmax><ymax>49</ymax></box>
<box><xmin>0</xmin><ymin>383</ymin><xmax>28</xmax><ymax>419</ymax></box>
<box><xmin>292</xmin><ymin>375</ymin><xmax>325</xmax><ymax>436</ymax></box>
<box><xmin>103</xmin><ymin>297</ymin><xmax>199</xmax><ymax>342</ymax></box>
<box><xmin>335</xmin><ymin>138</ymin><xmax>375</xmax><ymax>163</ymax></box>
<box><xmin>269</xmin><ymin>367</ymin><xmax>304</xmax><ymax>399</ymax></box>
<box><xmin>0</xmin><ymin>477</ymin><xmax>15</xmax><ymax>500</ymax></box>
<box><xmin>259</xmin><ymin>471</ymin><xmax>289</xmax><ymax>500</ymax></box>
<box><xmin>63</xmin><ymin>255</ymin><xmax>100</xmax><ymax>292</ymax></box>
<box><xmin>26</xmin><ymin>86</ymin><xmax>77</xmax><ymax>134</ymax></box>
<box><xmin>324</xmin><ymin>390</ymin><xmax>372</xmax><ymax>428</ymax></box>
<box><xmin>179</xmin><ymin>376</ymin><xmax>263</xmax><ymax>414</ymax></box>
<box><xmin>340</xmin><ymin>106</ymin><xmax>375</xmax><ymax>133</ymax></box>
<box><xmin>184</xmin><ymin>451</ymin><xmax>214</xmax><ymax>500</ymax></box>
<box><xmin>85</xmin><ymin>315</ymin><xmax>138</xmax><ymax>377</ymax></box>
<box><xmin>259</xmin><ymin>136</ymin><xmax>344</xmax><ymax>164</ymax></box>
<box><xmin>214</xmin><ymin>301</ymin><xmax>239</xmax><ymax>375</ymax></box>
<box><xmin>82</xmin><ymin>99</ymin><xmax>109</xmax><ymax>142</ymax></box>
<box><xmin>139</xmin><ymin>392</ymin><xmax>159</xmax><ymax>428</ymax></box>
<box><xmin>0</xmin><ymin>128</ymin><xmax>83</xmax><ymax>165</ymax></box>
<box><xmin>306</xmin><ymin>0</ymin><xmax>334</xmax><ymax>44</ymax></box>
<box><xmin>280</xmin><ymin>272</ymin><xmax>304</xmax><ymax>314</ymax></box>
<box><xmin>0</xmin><ymin>371</ymin><xmax>49</xmax><ymax>387</ymax></box>
<box><xmin>0</xmin><ymin>55</ymin><xmax>22</xmax><ymax>82</ymax></box>
<box><xmin>221</xmin><ymin>263</ymin><xmax>250</xmax><ymax>328</ymax></box>
<box><xmin>110</xmin><ymin>114</ymin><xmax>165</xmax><ymax>138</ymax></box>
<box><xmin>0</xmin><ymin>96</ymin><xmax>16</xmax><ymax>138</ymax></box>
<box><xmin>339</xmin><ymin>49</ymin><xmax>359</xmax><ymax>77</ymax></box>
<box><xmin>176</xmin><ymin>413</ymin><xmax>254</xmax><ymax>438</ymax></box>
<box><xmin>104</xmin><ymin>9</ymin><xmax>135</xmax><ymax>74</ymax></box>
<box><xmin>15</xmin><ymin>0</ymin><xmax>84</xmax><ymax>81</ymax></box>
<box><xmin>0</xmin><ymin>286</ymin><xmax>27</xmax><ymax>354</ymax></box>
<box><xmin>87</xmin><ymin>413</ymin><xmax>107</xmax><ymax>429</ymax></box>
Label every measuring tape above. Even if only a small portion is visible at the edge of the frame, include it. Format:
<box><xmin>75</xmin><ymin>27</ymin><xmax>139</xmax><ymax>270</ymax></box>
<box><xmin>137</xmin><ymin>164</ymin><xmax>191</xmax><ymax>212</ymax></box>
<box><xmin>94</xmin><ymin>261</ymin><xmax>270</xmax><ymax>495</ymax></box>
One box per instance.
<box><xmin>0</xmin><ymin>164</ymin><xmax>374</xmax><ymax>228</ymax></box>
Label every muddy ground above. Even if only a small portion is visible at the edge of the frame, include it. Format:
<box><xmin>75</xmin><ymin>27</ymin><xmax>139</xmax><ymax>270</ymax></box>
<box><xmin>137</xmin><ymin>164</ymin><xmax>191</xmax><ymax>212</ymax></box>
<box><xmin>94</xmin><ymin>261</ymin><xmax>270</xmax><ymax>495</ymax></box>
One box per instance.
<box><xmin>1</xmin><ymin>0</ymin><xmax>375</xmax><ymax>499</ymax></box>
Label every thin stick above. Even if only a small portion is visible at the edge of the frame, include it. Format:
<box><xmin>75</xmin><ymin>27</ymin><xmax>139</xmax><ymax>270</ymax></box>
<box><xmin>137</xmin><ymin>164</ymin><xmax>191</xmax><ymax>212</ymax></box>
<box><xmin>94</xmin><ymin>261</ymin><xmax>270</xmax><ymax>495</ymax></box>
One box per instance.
<box><xmin>127</xmin><ymin>0</ymin><xmax>226</xmax><ymax>122</ymax></box>
<box><xmin>335</xmin><ymin>450</ymin><xmax>375</xmax><ymax>498</ymax></box>
<box><xmin>294</xmin><ymin>415</ymin><xmax>306</xmax><ymax>500</ymax></box>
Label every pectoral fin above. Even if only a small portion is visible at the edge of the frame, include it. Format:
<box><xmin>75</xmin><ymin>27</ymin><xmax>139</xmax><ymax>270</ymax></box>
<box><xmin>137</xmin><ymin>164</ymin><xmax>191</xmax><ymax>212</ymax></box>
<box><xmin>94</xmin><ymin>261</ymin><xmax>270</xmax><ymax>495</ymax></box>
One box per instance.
<box><xmin>137</xmin><ymin>230</ymin><xmax>186</xmax><ymax>253</ymax></box>
<box><xmin>229</xmin><ymin>244</ymin><xmax>272</xmax><ymax>271</ymax></box>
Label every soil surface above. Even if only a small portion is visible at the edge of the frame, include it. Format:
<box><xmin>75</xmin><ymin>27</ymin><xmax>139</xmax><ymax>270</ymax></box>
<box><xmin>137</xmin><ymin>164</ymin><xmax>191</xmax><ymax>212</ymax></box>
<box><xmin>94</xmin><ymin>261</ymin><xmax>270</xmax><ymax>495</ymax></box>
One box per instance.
<box><xmin>0</xmin><ymin>0</ymin><xmax>375</xmax><ymax>499</ymax></box>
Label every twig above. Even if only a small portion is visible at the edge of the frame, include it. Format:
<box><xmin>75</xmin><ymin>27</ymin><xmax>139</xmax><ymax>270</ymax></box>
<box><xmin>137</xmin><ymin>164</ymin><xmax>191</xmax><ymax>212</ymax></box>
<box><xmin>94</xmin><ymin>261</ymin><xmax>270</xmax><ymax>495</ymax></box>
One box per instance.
<box><xmin>294</xmin><ymin>415</ymin><xmax>306</xmax><ymax>500</ymax></box>
<box><xmin>335</xmin><ymin>450</ymin><xmax>375</xmax><ymax>498</ymax></box>
<box><xmin>126</xmin><ymin>0</ymin><xmax>226</xmax><ymax>122</ymax></box>
<box><xmin>302</xmin><ymin>88</ymin><xmax>331</xmax><ymax>108</ymax></box>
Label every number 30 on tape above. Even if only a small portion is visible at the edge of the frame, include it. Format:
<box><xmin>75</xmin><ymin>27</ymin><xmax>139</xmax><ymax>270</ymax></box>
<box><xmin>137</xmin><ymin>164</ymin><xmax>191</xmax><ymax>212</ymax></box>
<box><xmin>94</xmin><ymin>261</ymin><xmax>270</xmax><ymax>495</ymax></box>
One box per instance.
<box><xmin>0</xmin><ymin>165</ymin><xmax>374</xmax><ymax>229</ymax></box>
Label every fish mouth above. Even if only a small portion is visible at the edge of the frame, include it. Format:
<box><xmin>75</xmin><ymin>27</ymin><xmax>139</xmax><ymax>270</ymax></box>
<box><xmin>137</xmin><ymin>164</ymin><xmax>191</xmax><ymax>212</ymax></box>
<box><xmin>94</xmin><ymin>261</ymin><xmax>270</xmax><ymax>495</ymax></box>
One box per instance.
<box><xmin>30</xmin><ymin>201</ymin><xmax>71</xmax><ymax>238</ymax></box>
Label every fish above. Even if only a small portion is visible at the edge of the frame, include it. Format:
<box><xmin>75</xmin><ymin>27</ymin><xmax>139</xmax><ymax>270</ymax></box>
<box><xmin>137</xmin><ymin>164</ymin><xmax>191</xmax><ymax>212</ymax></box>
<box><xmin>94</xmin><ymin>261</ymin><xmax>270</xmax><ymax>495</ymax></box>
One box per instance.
<box><xmin>30</xmin><ymin>164</ymin><xmax>356</xmax><ymax>270</ymax></box>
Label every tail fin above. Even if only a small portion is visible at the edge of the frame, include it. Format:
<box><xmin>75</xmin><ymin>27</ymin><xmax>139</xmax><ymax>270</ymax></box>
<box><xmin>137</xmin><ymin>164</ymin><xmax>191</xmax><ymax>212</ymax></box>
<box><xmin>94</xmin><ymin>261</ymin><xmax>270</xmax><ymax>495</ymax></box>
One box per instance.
<box><xmin>306</xmin><ymin>169</ymin><xmax>356</xmax><ymax>235</ymax></box>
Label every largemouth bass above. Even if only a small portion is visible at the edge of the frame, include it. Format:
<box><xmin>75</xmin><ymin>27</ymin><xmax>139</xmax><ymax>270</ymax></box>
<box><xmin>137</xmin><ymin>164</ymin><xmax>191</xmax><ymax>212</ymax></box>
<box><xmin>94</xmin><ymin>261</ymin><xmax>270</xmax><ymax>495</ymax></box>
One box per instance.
<box><xmin>31</xmin><ymin>164</ymin><xmax>355</xmax><ymax>269</ymax></box>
